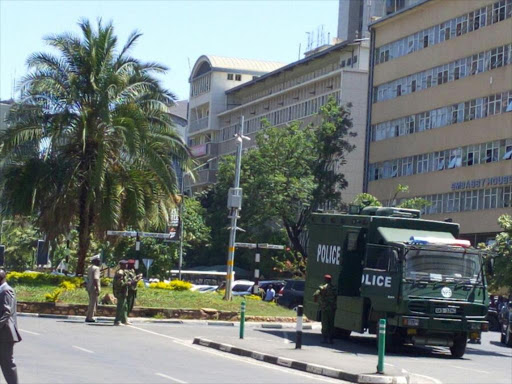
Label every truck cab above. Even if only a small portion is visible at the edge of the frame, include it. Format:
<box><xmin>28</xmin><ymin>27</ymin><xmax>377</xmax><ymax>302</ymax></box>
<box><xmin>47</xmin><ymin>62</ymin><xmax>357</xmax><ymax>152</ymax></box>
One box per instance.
<box><xmin>304</xmin><ymin>206</ymin><xmax>489</xmax><ymax>358</ymax></box>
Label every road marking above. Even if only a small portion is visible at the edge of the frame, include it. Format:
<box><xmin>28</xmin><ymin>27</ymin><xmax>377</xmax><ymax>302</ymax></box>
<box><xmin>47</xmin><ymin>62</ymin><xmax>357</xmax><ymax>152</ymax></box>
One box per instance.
<box><xmin>384</xmin><ymin>363</ymin><xmax>395</xmax><ymax>366</ymax></box>
<box><xmin>19</xmin><ymin>329</ymin><xmax>40</xmax><ymax>336</ymax></box>
<box><xmin>129</xmin><ymin>326</ymin><xmax>338</xmax><ymax>383</ymax></box>
<box><xmin>410</xmin><ymin>373</ymin><xmax>443</xmax><ymax>384</ymax></box>
<box><xmin>452</xmin><ymin>365</ymin><xmax>490</xmax><ymax>374</ymax></box>
<box><xmin>72</xmin><ymin>345</ymin><xmax>94</xmax><ymax>354</ymax></box>
<box><xmin>155</xmin><ymin>373</ymin><xmax>187</xmax><ymax>383</ymax></box>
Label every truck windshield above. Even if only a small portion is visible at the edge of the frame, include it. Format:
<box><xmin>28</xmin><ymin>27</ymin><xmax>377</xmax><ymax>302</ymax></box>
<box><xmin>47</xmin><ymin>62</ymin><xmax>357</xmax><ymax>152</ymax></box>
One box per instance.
<box><xmin>405</xmin><ymin>247</ymin><xmax>482</xmax><ymax>283</ymax></box>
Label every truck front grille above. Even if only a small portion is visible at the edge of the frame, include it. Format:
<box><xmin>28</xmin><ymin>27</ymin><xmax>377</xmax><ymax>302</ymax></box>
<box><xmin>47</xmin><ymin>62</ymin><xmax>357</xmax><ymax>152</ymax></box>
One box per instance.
<box><xmin>408</xmin><ymin>301</ymin><xmax>428</xmax><ymax>314</ymax></box>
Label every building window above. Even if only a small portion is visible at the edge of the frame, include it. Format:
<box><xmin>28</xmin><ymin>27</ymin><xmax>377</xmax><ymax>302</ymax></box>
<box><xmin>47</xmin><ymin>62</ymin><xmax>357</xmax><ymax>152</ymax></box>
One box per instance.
<box><xmin>490</xmin><ymin>46</ymin><xmax>504</xmax><ymax>69</ymax></box>
<box><xmin>503</xmin><ymin>186</ymin><xmax>512</xmax><ymax>207</ymax></box>
<box><xmin>341</xmin><ymin>60</ymin><xmax>346</xmax><ymax>68</ymax></box>
<box><xmin>448</xmin><ymin>148</ymin><xmax>462</xmax><ymax>169</ymax></box>
<box><xmin>417</xmin><ymin>154</ymin><xmax>430</xmax><ymax>174</ymax></box>
<box><xmin>347</xmin><ymin>58</ymin><xmax>352</xmax><ymax>67</ymax></box>
<box><xmin>484</xmin><ymin>188</ymin><xmax>499</xmax><ymax>209</ymax></box>
<box><xmin>466</xmin><ymin>145</ymin><xmax>480</xmax><ymax>166</ymax></box>
<box><xmin>429</xmin><ymin>194</ymin><xmax>443</xmax><ymax>214</ymax></box>
<box><xmin>401</xmin><ymin>156</ymin><xmax>414</xmax><ymax>176</ymax></box>
<box><xmin>353</xmin><ymin>55</ymin><xmax>358</xmax><ymax>64</ymax></box>
<box><xmin>493</xmin><ymin>0</ymin><xmax>507</xmax><ymax>23</ymax></box>
<box><xmin>486</xmin><ymin>141</ymin><xmax>499</xmax><ymax>162</ymax></box>
<box><xmin>235</xmin><ymin>74</ymin><xmax>242</xmax><ymax>81</ymax></box>
<box><xmin>433</xmin><ymin>151</ymin><xmax>445</xmax><ymax>171</ymax></box>
<box><xmin>463</xmin><ymin>190</ymin><xmax>479</xmax><ymax>211</ymax></box>
<box><xmin>227</xmin><ymin>73</ymin><xmax>234</xmax><ymax>80</ymax></box>
<box><xmin>445</xmin><ymin>192</ymin><xmax>460</xmax><ymax>213</ymax></box>
<box><xmin>503</xmin><ymin>140</ymin><xmax>512</xmax><ymax>160</ymax></box>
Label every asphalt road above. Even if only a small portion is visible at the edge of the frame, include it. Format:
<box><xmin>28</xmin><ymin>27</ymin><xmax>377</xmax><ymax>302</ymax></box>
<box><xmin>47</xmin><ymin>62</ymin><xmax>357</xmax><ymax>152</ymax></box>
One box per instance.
<box><xmin>14</xmin><ymin>316</ymin><xmax>344</xmax><ymax>384</ymax></box>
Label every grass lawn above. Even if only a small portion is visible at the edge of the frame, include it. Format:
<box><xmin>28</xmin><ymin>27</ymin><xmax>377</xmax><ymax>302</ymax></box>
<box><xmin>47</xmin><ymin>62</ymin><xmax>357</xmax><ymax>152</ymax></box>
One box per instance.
<box><xmin>13</xmin><ymin>284</ymin><xmax>295</xmax><ymax>317</ymax></box>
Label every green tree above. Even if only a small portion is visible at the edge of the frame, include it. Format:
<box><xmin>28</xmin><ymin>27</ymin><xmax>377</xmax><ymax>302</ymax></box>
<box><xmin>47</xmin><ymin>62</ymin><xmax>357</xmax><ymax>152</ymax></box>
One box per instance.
<box><xmin>1</xmin><ymin>217</ymin><xmax>40</xmax><ymax>271</ymax></box>
<box><xmin>352</xmin><ymin>193</ymin><xmax>382</xmax><ymax>209</ymax></box>
<box><xmin>487</xmin><ymin>214</ymin><xmax>512</xmax><ymax>291</ymax></box>
<box><xmin>202</xmin><ymin>98</ymin><xmax>356</xmax><ymax>266</ymax></box>
<box><xmin>352</xmin><ymin>185</ymin><xmax>430</xmax><ymax>211</ymax></box>
<box><xmin>0</xmin><ymin>20</ymin><xmax>191</xmax><ymax>275</ymax></box>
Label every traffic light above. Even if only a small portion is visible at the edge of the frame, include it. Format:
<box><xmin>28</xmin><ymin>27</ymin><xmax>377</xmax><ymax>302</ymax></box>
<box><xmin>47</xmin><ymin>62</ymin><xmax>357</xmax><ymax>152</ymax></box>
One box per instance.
<box><xmin>36</xmin><ymin>240</ymin><xmax>49</xmax><ymax>265</ymax></box>
<box><xmin>0</xmin><ymin>245</ymin><xmax>4</xmax><ymax>266</ymax></box>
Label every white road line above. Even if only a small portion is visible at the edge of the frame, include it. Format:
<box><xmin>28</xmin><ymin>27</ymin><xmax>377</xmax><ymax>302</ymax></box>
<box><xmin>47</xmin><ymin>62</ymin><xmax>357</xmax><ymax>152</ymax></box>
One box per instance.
<box><xmin>19</xmin><ymin>329</ymin><xmax>40</xmax><ymax>336</ymax></box>
<box><xmin>452</xmin><ymin>365</ymin><xmax>490</xmax><ymax>374</ymax></box>
<box><xmin>155</xmin><ymin>372</ymin><xmax>187</xmax><ymax>383</ymax></box>
<box><xmin>410</xmin><ymin>373</ymin><xmax>443</xmax><ymax>384</ymax></box>
<box><xmin>72</xmin><ymin>345</ymin><xmax>94</xmax><ymax>354</ymax></box>
<box><xmin>129</xmin><ymin>325</ymin><xmax>339</xmax><ymax>383</ymax></box>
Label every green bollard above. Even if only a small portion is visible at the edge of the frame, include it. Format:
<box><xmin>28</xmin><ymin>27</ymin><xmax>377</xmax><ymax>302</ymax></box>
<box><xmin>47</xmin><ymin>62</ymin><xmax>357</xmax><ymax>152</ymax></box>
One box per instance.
<box><xmin>377</xmin><ymin>318</ymin><xmax>386</xmax><ymax>374</ymax></box>
<box><xmin>240</xmin><ymin>300</ymin><xmax>246</xmax><ymax>339</ymax></box>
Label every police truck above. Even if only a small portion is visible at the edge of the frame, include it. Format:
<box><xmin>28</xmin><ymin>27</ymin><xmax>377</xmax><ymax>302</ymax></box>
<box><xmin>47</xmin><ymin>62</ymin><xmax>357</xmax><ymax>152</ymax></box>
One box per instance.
<box><xmin>304</xmin><ymin>206</ymin><xmax>490</xmax><ymax>358</ymax></box>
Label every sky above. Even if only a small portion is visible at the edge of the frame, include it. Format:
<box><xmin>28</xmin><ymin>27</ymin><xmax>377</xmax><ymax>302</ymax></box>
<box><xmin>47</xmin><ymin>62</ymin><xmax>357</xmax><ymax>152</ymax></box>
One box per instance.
<box><xmin>0</xmin><ymin>0</ymin><xmax>339</xmax><ymax>101</ymax></box>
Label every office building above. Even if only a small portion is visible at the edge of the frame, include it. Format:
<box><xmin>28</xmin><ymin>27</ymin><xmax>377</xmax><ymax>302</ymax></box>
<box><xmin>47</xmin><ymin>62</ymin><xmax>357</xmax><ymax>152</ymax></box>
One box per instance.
<box><xmin>366</xmin><ymin>0</ymin><xmax>512</xmax><ymax>244</ymax></box>
<box><xmin>186</xmin><ymin>40</ymin><xmax>370</xmax><ymax>204</ymax></box>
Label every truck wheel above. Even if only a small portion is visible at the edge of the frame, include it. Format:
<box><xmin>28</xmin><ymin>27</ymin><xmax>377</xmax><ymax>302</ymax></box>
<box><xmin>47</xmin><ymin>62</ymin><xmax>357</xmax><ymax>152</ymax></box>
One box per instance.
<box><xmin>506</xmin><ymin>326</ymin><xmax>512</xmax><ymax>347</ymax></box>
<box><xmin>450</xmin><ymin>335</ymin><xmax>467</xmax><ymax>358</ymax></box>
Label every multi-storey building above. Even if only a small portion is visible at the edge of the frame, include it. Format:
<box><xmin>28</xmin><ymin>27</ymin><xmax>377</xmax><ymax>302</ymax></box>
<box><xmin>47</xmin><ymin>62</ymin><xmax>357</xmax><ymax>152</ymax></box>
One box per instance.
<box><xmin>366</xmin><ymin>0</ymin><xmax>512</xmax><ymax>244</ymax></box>
<box><xmin>187</xmin><ymin>40</ymin><xmax>370</xmax><ymax>204</ymax></box>
<box><xmin>0</xmin><ymin>100</ymin><xmax>13</xmax><ymax>132</ymax></box>
<box><xmin>337</xmin><ymin>0</ymin><xmax>421</xmax><ymax>42</ymax></box>
<box><xmin>186</xmin><ymin>56</ymin><xmax>286</xmax><ymax>191</ymax></box>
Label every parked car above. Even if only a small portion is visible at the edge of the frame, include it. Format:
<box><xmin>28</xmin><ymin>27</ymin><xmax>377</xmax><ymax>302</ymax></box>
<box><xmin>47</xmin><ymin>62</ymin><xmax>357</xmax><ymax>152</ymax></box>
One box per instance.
<box><xmin>277</xmin><ymin>279</ymin><xmax>305</xmax><ymax>310</ymax></box>
<box><xmin>500</xmin><ymin>301</ymin><xmax>512</xmax><ymax>347</ymax></box>
<box><xmin>259</xmin><ymin>280</ymin><xmax>286</xmax><ymax>295</ymax></box>
<box><xmin>231</xmin><ymin>280</ymin><xmax>255</xmax><ymax>296</ymax></box>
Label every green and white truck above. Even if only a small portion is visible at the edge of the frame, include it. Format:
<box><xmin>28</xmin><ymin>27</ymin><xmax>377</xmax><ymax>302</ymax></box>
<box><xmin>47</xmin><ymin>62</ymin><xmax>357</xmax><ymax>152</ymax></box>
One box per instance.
<box><xmin>304</xmin><ymin>206</ymin><xmax>490</xmax><ymax>358</ymax></box>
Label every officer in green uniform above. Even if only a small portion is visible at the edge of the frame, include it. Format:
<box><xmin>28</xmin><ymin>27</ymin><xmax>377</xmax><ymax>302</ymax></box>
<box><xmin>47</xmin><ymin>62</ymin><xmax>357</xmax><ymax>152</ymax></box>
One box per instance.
<box><xmin>113</xmin><ymin>260</ymin><xmax>130</xmax><ymax>326</ymax></box>
<box><xmin>126</xmin><ymin>259</ymin><xmax>142</xmax><ymax>316</ymax></box>
<box><xmin>313</xmin><ymin>274</ymin><xmax>337</xmax><ymax>344</ymax></box>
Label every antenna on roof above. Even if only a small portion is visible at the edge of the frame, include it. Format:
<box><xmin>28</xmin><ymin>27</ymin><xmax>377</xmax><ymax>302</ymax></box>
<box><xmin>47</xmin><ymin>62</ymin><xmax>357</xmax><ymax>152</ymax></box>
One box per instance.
<box><xmin>187</xmin><ymin>57</ymin><xmax>192</xmax><ymax>72</ymax></box>
<box><xmin>298</xmin><ymin>43</ymin><xmax>301</xmax><ymax>60</ymax></box>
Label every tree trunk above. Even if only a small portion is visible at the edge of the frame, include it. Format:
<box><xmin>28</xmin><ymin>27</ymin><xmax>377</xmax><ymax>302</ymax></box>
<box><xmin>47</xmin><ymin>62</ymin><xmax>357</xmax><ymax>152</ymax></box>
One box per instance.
<box><xmin>76</xmin><ymin>184</ymin><xmax>91</xmax><ymax>276</ymax></box>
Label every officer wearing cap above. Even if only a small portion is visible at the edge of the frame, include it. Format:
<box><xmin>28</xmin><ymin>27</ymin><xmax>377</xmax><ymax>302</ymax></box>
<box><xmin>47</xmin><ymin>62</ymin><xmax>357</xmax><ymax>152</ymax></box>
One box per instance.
<box><xmin>126</xmin><ymin>260</ymin><xmax>142</xmax><ymax>316</ymax></box>
<box><xmin>113</xmin><ymin>260</ymin><xmax>130</xmax><ymax>326</ymax></box>
<box><xmin>85</xmin><ymin>255</ymin><xmax>101</xmax><ymax>323</ymax></box>
<box><xmin>313</xmin><ymin>274</ymin><xmax>337</xmax><ymax>344</ymax></box>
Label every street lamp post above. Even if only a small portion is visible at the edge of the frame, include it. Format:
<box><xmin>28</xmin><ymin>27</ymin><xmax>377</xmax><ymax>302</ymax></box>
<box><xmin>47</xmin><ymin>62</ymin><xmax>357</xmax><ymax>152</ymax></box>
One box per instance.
<box><xmin>224</xmin><ymin>116</ymin><xmax>249</xmax><ymax>301</ymax></box>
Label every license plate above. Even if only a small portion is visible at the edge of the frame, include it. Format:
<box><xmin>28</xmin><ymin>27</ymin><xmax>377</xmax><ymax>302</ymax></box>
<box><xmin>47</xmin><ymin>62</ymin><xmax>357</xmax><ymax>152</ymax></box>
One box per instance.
<box><xmin>435</xmin><ymin>307</ymin><xmax>457</xmax><ymax>314</ymax></box>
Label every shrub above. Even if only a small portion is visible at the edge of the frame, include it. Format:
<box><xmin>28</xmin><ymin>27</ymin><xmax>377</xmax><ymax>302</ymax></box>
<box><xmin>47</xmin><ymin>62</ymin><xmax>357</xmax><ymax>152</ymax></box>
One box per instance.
<box><xmin>137</xmin><ymin>280</ymin><xmax>145</xmax><ymax>288</ymax></box>
<box><xmin>44</xmin><ymin>288</ymin><xmax>63</xmax><ymax>302</ymax></box>
<box><xmin>7</xmin><ymin>271</ymin><xmax>83</xmax><ymax>287</ymax></box>
<box><xmin>246</xmin><ymin>295</ymin><xmax>262</xmax><ymax>301</ymax></box>
<box><xmin>148</xmin><ymin>280</ymin><xmax>192</xmax><ymax>291</ymax></box>
<box><xmin>59</xmin><ymin>281</ymin><xmax>77</xmax><ymax>290</ymax></box>
<box><xmin>100</xmin><ymin>277</ymin><xmax>112</xmax><ymax>287</ymax></box>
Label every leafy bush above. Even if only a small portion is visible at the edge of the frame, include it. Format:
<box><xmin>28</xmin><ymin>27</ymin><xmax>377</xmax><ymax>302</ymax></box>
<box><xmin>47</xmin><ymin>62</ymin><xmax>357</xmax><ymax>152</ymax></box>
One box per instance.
<box><xmin>148</xmin><ymin>280</ymin><xmax>192</xmax><ymax>291</ymax></box>
<box><xmin>100</xmin><ymin>277</ymin><xmax>112</xmax><ymax>287</ymax></box>
<box><xmin>59</xmin><ymin>281</ymin><xmax>77</xmax><ymax>290</ymax></box>
<box><xmin>44</xmin><ymin>288</ymin><xmax>63</xmax><ymax>302</ymax></box>
<box><xmin>7</xmin><ymin>271</ymin><xmax>83</xmax><ymax>287</ymax></box>
<box><xmin>137</xmin><ymin>280</ymin><xmax>145</xmax><ymax>288</ymax></box>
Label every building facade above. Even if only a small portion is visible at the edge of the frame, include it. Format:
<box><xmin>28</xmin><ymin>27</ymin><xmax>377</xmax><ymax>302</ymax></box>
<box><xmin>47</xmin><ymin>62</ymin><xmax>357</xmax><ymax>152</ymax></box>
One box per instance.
<box><xmin>366</xmin><ymin>0</ymin><xmax>512</xmax><ymax>244</ymax></box>
<box><xmin>337</xmin><ymin>0</ymin><xmax>421</xmax><ymax>42</ymax></box>
<box><xmin>186</xmin><ymin>56</ymin><xmax>286</xmax><ymax>191</ymax></box>
<box><xmin>187</xmin><ymin>40</ymin><xmax>370</xmax><ymax>204</ymax></box>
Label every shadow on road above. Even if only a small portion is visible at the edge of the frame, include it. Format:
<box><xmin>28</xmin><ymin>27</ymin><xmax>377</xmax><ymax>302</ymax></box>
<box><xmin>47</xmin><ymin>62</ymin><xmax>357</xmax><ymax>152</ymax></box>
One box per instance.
<box><xmin>256</xmin><ymin>329</ymin><xmax>510</xmax><ymax>359</ymax></box>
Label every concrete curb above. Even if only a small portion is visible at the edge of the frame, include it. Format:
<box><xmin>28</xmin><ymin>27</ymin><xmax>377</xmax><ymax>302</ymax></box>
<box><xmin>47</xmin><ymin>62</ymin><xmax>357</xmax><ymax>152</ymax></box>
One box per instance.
<box><xmin>18</xmin><ymin>312</ymin><xmax>319</xmax><ymax>329</ymax></box>
<box><xmin>193</xmin><ymin>337</ymin><xmax>408</xmax><ymax>384</ymax></box>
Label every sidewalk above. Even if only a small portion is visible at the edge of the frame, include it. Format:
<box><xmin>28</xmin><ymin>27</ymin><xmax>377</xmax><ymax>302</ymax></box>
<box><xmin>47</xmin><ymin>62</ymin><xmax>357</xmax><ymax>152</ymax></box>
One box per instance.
<box><xmin>194</xmin><ymin>328</ymin><xmax>411</xmax><ymax>384</ymax></box>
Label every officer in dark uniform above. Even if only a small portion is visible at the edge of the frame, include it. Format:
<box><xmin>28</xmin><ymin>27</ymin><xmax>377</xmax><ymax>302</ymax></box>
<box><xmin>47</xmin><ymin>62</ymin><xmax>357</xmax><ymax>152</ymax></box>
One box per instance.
<box><xmin>313</xmin><ymin>274</ymin><xmax>337</xmax><ymax>344</ymax></box>
<box><xmin>113</xmin><ymin>260</ymin><xmax>130</xmax><ymax>326</ymax></box>
<box><xmin>126</xmin><ymin>259</ymin><xmax>142</xmax><ymax>316</ymax></box>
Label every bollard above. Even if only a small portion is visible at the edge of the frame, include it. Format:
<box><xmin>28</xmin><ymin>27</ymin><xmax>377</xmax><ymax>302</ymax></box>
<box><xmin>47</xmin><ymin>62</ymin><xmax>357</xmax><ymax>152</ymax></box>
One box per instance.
<box><xmin>377</xmin><ymin>318</ymin><xmax>386</xmax><ymax>374</ymax></box>
<box><xmin>240</xmin><ymin>300</ymin><xmax>246</xmax><ymax>339</ymax></box>
<box><xmin>295</xmin><ymin>305</ymin><xmax>304</xmax><ymax>349</ymax></box>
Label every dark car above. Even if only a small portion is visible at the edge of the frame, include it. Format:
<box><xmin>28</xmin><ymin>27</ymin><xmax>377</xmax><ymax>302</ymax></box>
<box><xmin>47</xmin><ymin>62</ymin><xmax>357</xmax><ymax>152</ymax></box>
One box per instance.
<box><xmin>500</xmin><ymin>301</ymin><xmax>512</xmax><ymax>347</ymax></box>
<box><xmin>277</xmin><ymin>279</ymin><xmax>305</xmax><ymax>310</ymax></box>
<box><xmin>259</xmin><ymin>280</ymin><xmax>286</xmax><ymax>295</ymax></box>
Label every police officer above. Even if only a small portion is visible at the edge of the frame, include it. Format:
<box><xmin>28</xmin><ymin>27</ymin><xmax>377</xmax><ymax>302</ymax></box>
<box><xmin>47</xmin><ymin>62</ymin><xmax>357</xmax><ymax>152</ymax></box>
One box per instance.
<box><xmin>313</xmin><ymin>274</ymin><xmax>337</xmax><ymax>344</ymax></box>
<box><xmin>126</xmin><ymin>259</ymin><xmax>142</xmax><ymax>316</ymax></box>
<box><xmin>85</xmin><ymin>255</ymin><xmax>101</xmax><ymax>323</ymax></box>
<box><xmin>113</xmin><ymin>260</ymin><xmax>130</xmax><ymax>326</ymax></box>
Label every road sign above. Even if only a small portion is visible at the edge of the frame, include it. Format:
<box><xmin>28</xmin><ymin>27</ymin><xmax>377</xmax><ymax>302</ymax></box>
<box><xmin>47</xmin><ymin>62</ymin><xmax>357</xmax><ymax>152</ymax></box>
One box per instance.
<box><xmin>234</xmin><ymin>242</ymin><xmax>285</xmax><ymax>250</ymax></box>
<box><xmin>107</xmin><ymin>230</ymin><xmax>176</xmax><ymax>240</ymax></box>
<box><xmin>142</xmin><ymin>258</ymin><xmax>154</xmax><ymax>270</ymax></box>
<box><xmin>107</xmin><ymin>230</ymin><xmax>138</xmax><ymax>237</ymax></box>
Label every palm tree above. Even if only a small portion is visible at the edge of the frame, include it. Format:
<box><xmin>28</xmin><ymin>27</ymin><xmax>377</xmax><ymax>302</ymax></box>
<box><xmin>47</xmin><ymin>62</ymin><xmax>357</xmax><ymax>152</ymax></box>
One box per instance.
<box><xmin>0</xmin><ymin>19</ymin><xmax>191</xmax><ymax>275</ymax></box>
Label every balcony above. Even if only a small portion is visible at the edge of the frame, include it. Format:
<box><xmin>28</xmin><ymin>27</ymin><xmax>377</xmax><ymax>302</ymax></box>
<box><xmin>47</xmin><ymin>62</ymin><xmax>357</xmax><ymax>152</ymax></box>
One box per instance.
<box><xmin>188</xmin><ymin>116</ymin><xmax>209</xmax><ymax>134</ymax></box>
<box><xmin>185</xmin><ymin>169</ymin><xmax>217</xmax><ymax>188</ymax></box>
<box><xmin>189</xmin><ymin>142</ymin><xmax>218</xmax><ymax>158</ymax></box>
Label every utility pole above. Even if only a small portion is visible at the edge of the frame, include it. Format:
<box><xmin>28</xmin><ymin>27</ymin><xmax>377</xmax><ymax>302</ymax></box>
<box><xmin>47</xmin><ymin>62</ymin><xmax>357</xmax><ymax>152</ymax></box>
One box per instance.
<box><xmin>178</xmin><ymin>171</ymin><xmax>185</xmax><ymax>281</ymax></box>
<box><xmin>224</xmin><ymin>116</ymin><xmax>248</xmax><ymax>301</ymax></box>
